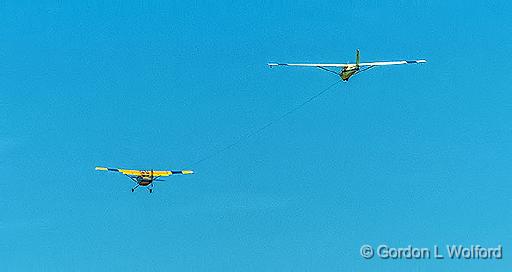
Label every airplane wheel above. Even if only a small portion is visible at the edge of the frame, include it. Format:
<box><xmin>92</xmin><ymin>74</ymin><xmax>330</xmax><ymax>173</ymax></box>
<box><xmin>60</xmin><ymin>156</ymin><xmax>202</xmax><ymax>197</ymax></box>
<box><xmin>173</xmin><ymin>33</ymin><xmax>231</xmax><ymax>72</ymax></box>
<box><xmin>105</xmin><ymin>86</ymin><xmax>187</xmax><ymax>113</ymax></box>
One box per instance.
<box><xmin>131</xmin><ymin>189</ymin><xmax>134</xmax><ymax>192</ymax></box>
<box><xmin>149</xmin><ymin>189</ymin><xmax>152</xmax><ymax>193</ymax></box>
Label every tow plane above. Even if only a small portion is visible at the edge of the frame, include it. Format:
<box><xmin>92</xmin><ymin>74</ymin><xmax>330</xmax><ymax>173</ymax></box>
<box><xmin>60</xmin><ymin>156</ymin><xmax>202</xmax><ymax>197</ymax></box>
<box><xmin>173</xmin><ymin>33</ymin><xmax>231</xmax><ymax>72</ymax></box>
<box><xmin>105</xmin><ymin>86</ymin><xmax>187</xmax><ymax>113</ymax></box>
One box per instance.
<box><xmin>95</xmin><ymin>166</ymin><xmax>194</xmax><ymax>193</ymax></box>
<box><xmin>268</xmin><ymin>49</ymin><xmax>426</xmax><ymax>81</ymax></box>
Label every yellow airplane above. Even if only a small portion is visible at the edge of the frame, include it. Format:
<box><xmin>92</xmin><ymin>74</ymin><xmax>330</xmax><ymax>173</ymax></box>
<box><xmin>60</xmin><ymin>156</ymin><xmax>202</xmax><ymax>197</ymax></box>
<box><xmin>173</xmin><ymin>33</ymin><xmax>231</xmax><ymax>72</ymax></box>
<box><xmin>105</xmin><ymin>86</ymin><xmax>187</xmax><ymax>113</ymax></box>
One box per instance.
<box><xmin>95</xmin><ymin>166</ymin><xmax>194</xmax><ymax>193</ymax></box>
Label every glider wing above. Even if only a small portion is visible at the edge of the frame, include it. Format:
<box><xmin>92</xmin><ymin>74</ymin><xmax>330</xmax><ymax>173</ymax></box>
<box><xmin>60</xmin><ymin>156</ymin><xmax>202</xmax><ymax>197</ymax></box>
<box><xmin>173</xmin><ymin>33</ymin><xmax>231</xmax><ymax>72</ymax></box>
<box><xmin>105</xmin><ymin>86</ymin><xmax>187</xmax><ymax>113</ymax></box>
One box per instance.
<box><xmin>268</xmin><ymin>63</ymin><xmax>351</xmax><ymax>68</ymax></box>
<box><xmin>268</xmin><ymin>60</ymin><xmax>426</xmax><ymax>68</ymax></box>
<box><xmin>358</xmin><ymin>59</ymin><xmax>427</xmax><ymax>66</ymax></box>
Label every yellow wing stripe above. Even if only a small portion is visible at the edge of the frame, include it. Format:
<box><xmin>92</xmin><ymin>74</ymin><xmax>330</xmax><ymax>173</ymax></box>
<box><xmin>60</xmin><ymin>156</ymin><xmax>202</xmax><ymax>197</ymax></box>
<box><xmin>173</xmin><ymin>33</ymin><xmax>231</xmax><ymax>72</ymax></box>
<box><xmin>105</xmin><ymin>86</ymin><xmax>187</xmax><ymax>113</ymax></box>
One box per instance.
<box><xmin>118</xmin><ymin>169</ymin><xmax>142</xmax><ymax>176</ymax></box>
<box><xmin>153</xmin><ymin>171</ymin><xmax>172</xmax><ymax>177</ymax></box>
<box><xmin>152</xmin><ymin>170</ymin><xmax>195</xmax><ymax>176</ymax></box>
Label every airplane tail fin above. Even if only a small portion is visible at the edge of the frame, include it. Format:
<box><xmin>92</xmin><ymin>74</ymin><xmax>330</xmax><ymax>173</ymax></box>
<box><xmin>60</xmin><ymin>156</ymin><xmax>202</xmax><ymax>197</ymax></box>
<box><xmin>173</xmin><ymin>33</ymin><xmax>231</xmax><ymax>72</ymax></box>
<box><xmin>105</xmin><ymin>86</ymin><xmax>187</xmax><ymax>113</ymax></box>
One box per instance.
<box><xmin>355</xmin><ymin>49</ymin><xmax>360</xmax><ymax>66</ymax></box>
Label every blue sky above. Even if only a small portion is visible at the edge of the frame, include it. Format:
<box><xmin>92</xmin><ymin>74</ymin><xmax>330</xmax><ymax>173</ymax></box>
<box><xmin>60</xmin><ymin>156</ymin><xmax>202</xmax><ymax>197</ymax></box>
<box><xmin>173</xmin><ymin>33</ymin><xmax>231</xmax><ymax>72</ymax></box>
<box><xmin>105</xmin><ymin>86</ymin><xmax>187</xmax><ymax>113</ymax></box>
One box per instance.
<box><xmin>1</xmin><ymin>1</ymin><xmax>511</xmax><ymax>271</ymax></box>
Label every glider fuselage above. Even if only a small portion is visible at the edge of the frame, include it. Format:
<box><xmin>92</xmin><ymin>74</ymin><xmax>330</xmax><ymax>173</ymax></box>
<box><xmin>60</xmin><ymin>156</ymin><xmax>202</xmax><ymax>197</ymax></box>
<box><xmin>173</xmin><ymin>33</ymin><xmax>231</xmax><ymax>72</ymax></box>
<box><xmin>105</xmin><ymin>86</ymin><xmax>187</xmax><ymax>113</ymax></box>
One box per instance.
<box><xmin>340</xmin><ymin>65</ymin><xmax>359</xmax><ymax>81</ymax></box>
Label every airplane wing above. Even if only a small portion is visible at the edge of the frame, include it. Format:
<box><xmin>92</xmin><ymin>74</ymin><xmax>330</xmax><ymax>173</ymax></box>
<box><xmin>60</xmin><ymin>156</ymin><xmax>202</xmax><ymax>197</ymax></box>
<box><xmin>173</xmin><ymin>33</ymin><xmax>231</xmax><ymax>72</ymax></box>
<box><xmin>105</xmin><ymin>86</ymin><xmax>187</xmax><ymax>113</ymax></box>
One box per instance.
<box><xmin>151</xmin><ymin>170</ymin><xmax>194</xmax><ymax>177</ymax></box>
<box><xmin>95</xmin><ymin>167</ymin><xmax>194</xmax><ymax>177</ymax></box>
<box><xmin>268</xmin><ymin>63</ymin><xmax>351</xmax><ymax>67</ymax></box>
<box><xmin>268</xmin><ymin>59</ymin><xmax>426</xmax><ymax>68</ymax></box>
<box><xmin>95</xmin><ymin>167</ymin><xmax>141</xmax><ymax>176</ymax></box>
<box><xmin>358</xmin><ymin>60</ymin><xmax>427</xmax><ymax>66</ymax></box>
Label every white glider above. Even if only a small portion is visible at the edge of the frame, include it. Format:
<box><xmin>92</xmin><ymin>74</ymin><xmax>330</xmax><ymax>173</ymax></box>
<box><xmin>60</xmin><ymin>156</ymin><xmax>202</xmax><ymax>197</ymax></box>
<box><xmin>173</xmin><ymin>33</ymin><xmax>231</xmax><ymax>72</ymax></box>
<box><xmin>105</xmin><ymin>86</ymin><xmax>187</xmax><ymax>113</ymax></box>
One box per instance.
<box><xmin>268</xmin><ymin>49</ymin><xmax>426</xmax><ymax>81</ymax></box>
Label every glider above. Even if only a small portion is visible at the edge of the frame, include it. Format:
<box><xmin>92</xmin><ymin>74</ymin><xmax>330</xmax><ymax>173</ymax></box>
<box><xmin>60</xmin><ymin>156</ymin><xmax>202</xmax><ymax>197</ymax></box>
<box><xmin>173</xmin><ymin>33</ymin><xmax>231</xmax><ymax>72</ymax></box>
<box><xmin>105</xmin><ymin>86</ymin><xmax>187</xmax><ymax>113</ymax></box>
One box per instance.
<box><xmin>268</xmin><ymin>49</ymin><xmax>426</xmax><ymax>81</ymax></box>
<box><xmin>95</xmin><ymin>166</ymin><xmax>194</xmax><ymax>193</ymax></box>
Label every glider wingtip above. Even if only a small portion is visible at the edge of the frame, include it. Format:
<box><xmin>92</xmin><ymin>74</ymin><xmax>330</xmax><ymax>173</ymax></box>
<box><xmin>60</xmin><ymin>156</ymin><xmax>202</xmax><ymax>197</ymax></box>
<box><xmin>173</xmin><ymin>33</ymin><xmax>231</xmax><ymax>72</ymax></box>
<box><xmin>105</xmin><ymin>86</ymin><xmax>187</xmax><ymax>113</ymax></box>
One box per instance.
<box><xmin>405</xmin><ymin>59</ymin><xmax>427</xmax><ymax>64</ymax></box>
<box><xmin>268</xmin><ymin>63</ymin><xmax>288</xmax><ymax>67</ymax></box>
<box><xmin>95</xmin><ymin>166</ymin><xmax>108</xmax><ymax>171</ymax></box>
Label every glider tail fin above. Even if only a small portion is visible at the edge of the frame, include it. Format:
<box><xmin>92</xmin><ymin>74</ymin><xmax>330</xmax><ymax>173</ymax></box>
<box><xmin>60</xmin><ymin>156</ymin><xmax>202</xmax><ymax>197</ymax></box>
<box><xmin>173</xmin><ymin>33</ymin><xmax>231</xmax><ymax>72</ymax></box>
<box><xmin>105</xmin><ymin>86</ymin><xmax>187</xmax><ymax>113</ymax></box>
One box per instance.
<box><xmin>355</xmin><ymin>49</ymin><xmax>360</xmax><ymax>67</ymax></box>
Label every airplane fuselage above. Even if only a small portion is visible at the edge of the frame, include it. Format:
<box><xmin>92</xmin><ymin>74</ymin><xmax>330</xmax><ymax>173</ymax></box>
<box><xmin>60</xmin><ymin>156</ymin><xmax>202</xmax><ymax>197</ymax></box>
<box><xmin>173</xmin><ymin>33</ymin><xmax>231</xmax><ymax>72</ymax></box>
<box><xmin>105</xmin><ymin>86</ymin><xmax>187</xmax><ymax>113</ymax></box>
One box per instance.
<box><xmin>137</xmin><ymin>175</ymin><xmax>153</xmax><ymax>186</ymax></box>
<box><xmin>340</xmin><ymin>66</ymin><xmax>359</xmax><ymax>81</ymax></box>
